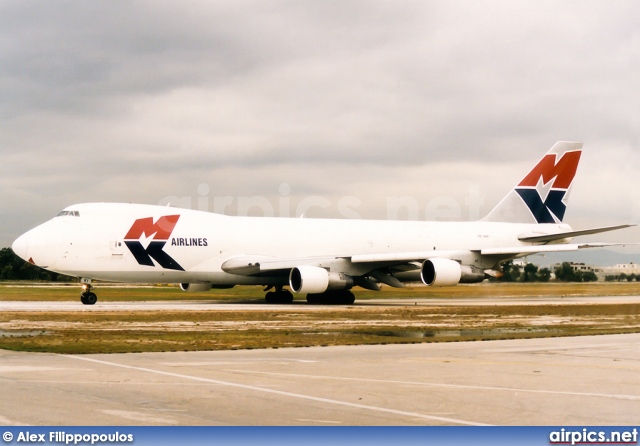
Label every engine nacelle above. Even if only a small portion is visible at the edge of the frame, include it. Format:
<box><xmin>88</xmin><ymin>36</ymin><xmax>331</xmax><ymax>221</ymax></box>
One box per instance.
<box><xmin>420</xmin><ymin>258</ymin><xmax>462</xmax><ymax>286</ymax></box>
<box><xmin>421</xmin><ymin>259</ymin><xmax>486</xmax><ymax>286</ymax></box>
<box><xmin>289</xmin><ymin>266</ymin><xmax>354</xmax><ymax>294</ymax></box>
<box><xmin>179</xmin><ymin>283</ymin><xmax>213</xmax><ymax>292</ymax></box>
<box><xmin>459</xmin><ymin>265</ymin><xmax>486</xmax><ymax>284</ymax></box>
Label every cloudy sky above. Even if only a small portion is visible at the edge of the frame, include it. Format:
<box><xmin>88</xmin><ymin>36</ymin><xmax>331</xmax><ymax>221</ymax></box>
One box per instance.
<box><xmin>1</xmin><ymin>0</ymin><xmax>639</xmax><ymax>252</ymax></box>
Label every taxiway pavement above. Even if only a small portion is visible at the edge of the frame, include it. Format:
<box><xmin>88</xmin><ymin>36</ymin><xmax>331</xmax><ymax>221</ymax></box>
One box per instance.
<box><xmin>1</xmin><ymin>333</ymin><xmax>638</xmax><ymax>425</ymax></box>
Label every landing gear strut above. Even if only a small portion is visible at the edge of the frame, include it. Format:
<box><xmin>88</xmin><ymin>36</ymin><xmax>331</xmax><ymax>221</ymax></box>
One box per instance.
<box><xmin>264</xmin><ymin>285</ymin><xmax>294</xmax><ymax>304</ymax></box>
<box><xmin>80</xmin><ymin>283</ymin><xmax>97</xmax><ymax>305</ymax></box>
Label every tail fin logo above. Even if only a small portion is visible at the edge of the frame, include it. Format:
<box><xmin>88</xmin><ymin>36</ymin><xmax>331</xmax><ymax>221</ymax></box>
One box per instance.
<box><xmin>124</xmin><ymin>215</ymin><xmax>184</xmax><ymax>271</ymax></box>
<box><xmin>515</xmin><ymin>150</ymin><xmax>581</xmax><ymax>223</ymax></box>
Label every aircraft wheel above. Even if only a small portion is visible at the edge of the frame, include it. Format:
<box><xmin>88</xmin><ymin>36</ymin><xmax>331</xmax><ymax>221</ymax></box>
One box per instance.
<box><xmin>327</xmin><ymin>290</ymin><xmax>355</xmax><ymax>305</ymax></box>
<box><xmin>279</xmin><ymin>290</ymin><xmax>294</xmax><ymax>304</ymax></box>
<box><xmin>306</xmin><ymin>294</ymin><xmax>322</xmax><ymax>304</ymax></box>
<box><xmin>265</xmin><ymin>290</ymin><xmax>294</xmax><ymax>304</ymax></box>
<box><xmin>265</xmin><ymin>291</ymin><xmax>276</xmax><ymax>303</ymax></box>
<box><xmin>340</xmin><ymin>291</ymin><xmax>356</xmax><ymax>305</ymax></box>
<box><xmin>80</xmin><ymin>295</ymin><xmax>88</xmax><ymax>304</ymax></box>
<box><xmin>306</xmin><ymin>290</ymin><xmax>355</xmax><ymax>305</ymax></box>
<box><xmin>82</xmin><ymin>292</ymin><xmax>97</xmax><ymax>305</ymax></box>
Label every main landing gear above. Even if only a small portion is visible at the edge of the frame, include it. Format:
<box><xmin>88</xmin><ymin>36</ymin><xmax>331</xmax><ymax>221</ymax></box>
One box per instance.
<box><xmin>306</xmin><ymin>289</ymin><xmax>355</xmax><ymax>305</ymax></box>
<box><xmin>80</xmin><ymin>283</ymin><xmax>97</xmax><ymax>305</ymax></box>
<box><xmin>264</xmin><ymin>285</ymin><xmax>294</xmax><ymax>304</ymax></box>
<box><xmin>263</xmin><ymin>286</ymin><xmax>356</xmax><ymax>305</ymax></box>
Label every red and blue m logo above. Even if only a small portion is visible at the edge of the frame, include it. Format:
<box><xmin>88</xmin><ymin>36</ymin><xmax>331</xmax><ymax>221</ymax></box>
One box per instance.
<box><xmin>124</xmin><ymin>215</ymin><xmax>184</xmax><ymax>271</ymax></box>
<box><xmin>515</xmin><ymin>150</ymin><xmax>581</xmax><ymax>223</ymax></box>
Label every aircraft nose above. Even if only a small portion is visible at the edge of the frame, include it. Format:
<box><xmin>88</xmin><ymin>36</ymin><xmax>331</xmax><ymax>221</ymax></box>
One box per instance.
<box><xmin>12</xmin><ymin>233</ymin><xmax>30</xmax><ymax>262</ymax></box>
<box><xmin>12</xmin><ymin>224</ymin><xmax>62</xmax><ymax>269</ymax></box>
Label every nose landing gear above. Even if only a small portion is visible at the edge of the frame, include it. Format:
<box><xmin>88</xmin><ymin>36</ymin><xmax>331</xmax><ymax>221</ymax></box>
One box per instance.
<box><xmin>80</xmin><ymin>283</ymin><xmax>97</xmax><ymax>305</ymax></box>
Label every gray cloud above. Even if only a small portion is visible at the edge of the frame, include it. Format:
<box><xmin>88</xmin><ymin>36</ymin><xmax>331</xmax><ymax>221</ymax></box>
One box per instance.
<box><xmin>1</xmin><ymin>0</ymin><xmax>639</xmax><ymax>248</ymax></box>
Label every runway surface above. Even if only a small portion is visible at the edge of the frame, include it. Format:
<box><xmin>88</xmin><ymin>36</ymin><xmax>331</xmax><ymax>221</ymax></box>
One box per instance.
<box><xmin>3</xmin><ymin>294</ymin><xmax>640</xmax><ymax>311</ymax></box>
<box><xmin>1</xmin><ymin>333</ymin><xmax>638</xmax><ymax>425</ymax></box>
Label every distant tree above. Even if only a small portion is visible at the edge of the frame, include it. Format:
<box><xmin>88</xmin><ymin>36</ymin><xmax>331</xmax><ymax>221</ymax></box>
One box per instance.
<box><xmin>627</xmin><ymin>273</ymin><xmax>636</xmax><ymax>282</ymax></box>
<box><xmin>537</xmin><ymin>267</ymin><xmax>551</xmax><ymax>282</ymax></box>
<box><xmin>0</xmin><ymin>247</ymin><xmax>24</xmax><ymax>280</ymax></box>
<box><xmin>498</xmin><ymin>260</ymin><xmax>522</xmax><ymax>282</ymax></box>
<box><xmin>502</xmin><ymin>260</ymin><xmax>521</xmax><ymax>282</ymax></box>
<box><xmin>523</xmin><ymin>263</ymin><xmax>538</xmax><ymax>282</ymax></box>
<box><xmin>619</xmin><ymin>273</ymin><xmax>628</xmax><ymax>282</ymax></box>
<box><xmin>553</xmin><ymin>263</ymin><xmax>601</xmax><ymax>282</ymax></box>
<box><xmin>582</xmin><ymin>271</ymin><xmax>598</xmax><ymax>282</ymax></box>
<box><xmin>554</xmin><ymin>262</ymin><xmax>571</xmax><ymax>281</ymax></box>
<box><xmin>497</xmin><ymin>261</ymin><xmax>511</xmax><ymax>281</ymax></box>
<box><xmin>1</xmin><ymin>264</ymin><xmax>15</xmax><ymax>280</ymax></box>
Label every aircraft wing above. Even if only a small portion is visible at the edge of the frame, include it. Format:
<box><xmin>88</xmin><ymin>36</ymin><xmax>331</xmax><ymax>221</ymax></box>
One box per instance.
<box><xmin>221</xmin><ymin>249</ymin><xmax>472</xmax><ymax>275</ymax></box>
<box><xmin>221</xmin><ymin>255</ymin><xmax>350</xmax><ymax>275</ymax></box>
<box><xmin>351</xmin><ymin>243</ymin><xmax>634</xmax><ymax>262</ymax></box>
<box><xmin>480</xmin><ymin>242</ymin><xmax>632</xmax><ymax>256</ymax></box>
<box><xmin>220</xmin><ymin>253</ymin><xmax>422</xmax><ymax>289</ymax></box>
<box><xmin>222</xmin><ymin>241</ymin><xmax>634</xmax><ymax>276</ymax></box>
<box><xmin>350</xmin><ymin>250</ymin><xmax>471</xmax><ymax>263</ymax></box>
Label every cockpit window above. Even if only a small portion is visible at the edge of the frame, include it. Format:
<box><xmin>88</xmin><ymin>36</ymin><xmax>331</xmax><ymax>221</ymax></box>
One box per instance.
<box><xmin>57</xmin><ymin>210</ymin><xmax>80</xmax><ymax>217</ymax></box>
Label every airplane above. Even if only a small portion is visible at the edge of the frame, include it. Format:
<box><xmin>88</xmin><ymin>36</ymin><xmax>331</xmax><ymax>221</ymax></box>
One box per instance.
<box><xmin>11</xmin><ymin>141</ymin><xmax>635</xmax><ymax>305</ymax></box>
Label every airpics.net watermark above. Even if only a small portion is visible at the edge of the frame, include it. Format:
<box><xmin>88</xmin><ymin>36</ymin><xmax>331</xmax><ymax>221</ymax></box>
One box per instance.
<box><xmin>549</xmin><ymin>427</ymin><xmax>638</xmax><ymax>445</ymax></box>
<box><xmin>157</xmin><ymin>183</ymin><xmax>486</xmax><ymax>221</ymax></box>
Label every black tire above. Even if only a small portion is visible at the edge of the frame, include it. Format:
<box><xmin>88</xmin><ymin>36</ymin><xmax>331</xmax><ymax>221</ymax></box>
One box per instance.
<box><xmin>265</xmin><ymin>291</ymin><xmax>276</xmax><ymax>303</ymax></box>
<box><xmin>306</xmin><ymin>290</ymin><xmax>355</xmax><ymax>305</ymax></box>
<box><xmin>266</xmin><ymin>290</ymin><xmax>294</xmax><ymax>304</ymax></box>
<box><xmin>80</xmin><ymin>294</ymin><xmax>88</xmax><ymax>305</ymax></box>
<box><xmin>339</xmin><ymin>291</ymin><xmax>356</xmax><ymax>305</ymax></box>
<box><xmin>306</xmin><ymin>293</ymin><xmax>322</xmax><ymax>304</ymax></box>
<box><xmin>84</xmin><ymin>292</ymin><xmax>97</xmax><ymax>305</ymax></box>
<box><xmin>278</xmin><ymin>290</ymin><xmax>294</xmax><ymax>304</ymax></box>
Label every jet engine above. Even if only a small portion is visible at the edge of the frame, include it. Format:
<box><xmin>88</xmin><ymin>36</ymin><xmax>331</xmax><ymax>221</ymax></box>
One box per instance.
<box><xmin>179</xmin><ymin>283</ymin><xmax>213</xmax><ymax>292</ymax></box>
<box><xmin>289</xmin><ymin>266</ymin><xmax>354</xmax><ymax>294</ymax></box>
<box><xmin>420</xmin><ymin>258</ymin><xmax>485</xmax><ymax>286</ymax></box>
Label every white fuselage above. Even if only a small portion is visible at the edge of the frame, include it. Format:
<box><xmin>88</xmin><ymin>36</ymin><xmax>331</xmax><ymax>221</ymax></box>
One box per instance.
<box><xmin>12</xmin><ymin>202</ymin><xmax>569</xmax><ymax>286</ymax></box>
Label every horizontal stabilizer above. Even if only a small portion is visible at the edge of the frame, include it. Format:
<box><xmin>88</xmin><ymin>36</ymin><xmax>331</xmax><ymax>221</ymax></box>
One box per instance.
<box><xmin>518</xmin><ymin>224</ymin><xmax>636</xmax><ymax>243</ymax></box>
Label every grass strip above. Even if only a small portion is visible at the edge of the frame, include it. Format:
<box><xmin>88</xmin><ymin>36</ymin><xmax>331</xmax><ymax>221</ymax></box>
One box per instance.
<box><xmin>1</xmin><ymin>303</ymin><xmax>638</xmax><ymax>354</ymax></box>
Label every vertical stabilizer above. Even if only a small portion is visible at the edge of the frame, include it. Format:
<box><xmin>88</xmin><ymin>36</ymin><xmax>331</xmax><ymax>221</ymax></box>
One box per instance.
<box><xmin>482</xmin><ymin>141</ymin><xmax>583</xmax><ymax>223</ymax></box>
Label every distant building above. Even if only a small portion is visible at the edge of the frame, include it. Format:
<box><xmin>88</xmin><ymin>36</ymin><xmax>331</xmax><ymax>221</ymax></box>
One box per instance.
<box><xmin>551</xmin><ymin>262</ymin><xmax>595</xmax><ymax>273</ymax></box>
<box><xmin>550</xmin><ymin>262</ymin><xmax>638</xmax><ymax>281</ymax></box>
<box><xmin>595</xmin><ymin>263</ymin><xmax>639</xmax><ymax>281</ymax></box>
